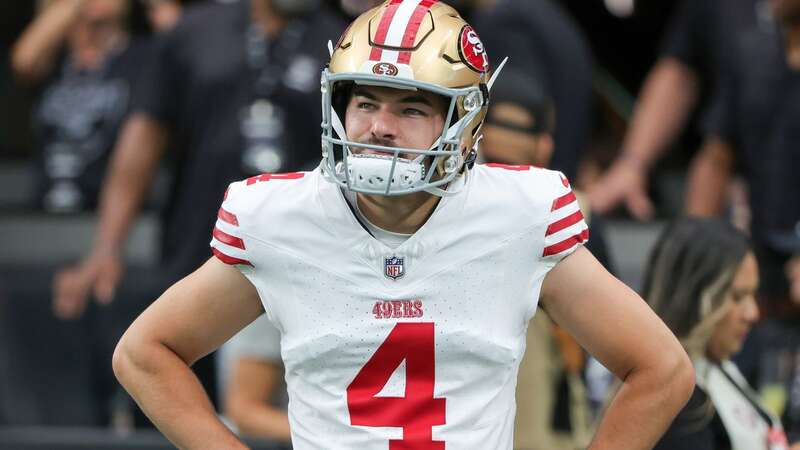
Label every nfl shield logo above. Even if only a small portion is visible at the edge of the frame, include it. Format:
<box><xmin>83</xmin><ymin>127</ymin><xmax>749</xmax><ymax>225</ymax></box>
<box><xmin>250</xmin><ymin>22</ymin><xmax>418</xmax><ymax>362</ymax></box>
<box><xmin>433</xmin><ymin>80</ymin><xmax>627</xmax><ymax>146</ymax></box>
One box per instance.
<box><xmin>384</xmin><ymin>256</ymin><xmax>405</xmax><ymax>280</ymax></box>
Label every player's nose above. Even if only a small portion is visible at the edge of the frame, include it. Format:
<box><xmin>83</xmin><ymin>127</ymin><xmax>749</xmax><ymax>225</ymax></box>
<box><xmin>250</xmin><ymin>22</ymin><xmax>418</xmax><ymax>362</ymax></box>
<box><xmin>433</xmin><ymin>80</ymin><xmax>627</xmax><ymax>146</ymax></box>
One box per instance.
<box><xmin>369</xmin><ymin>106</ymin><xmax>399</xmax><ymax>142</ymax></box>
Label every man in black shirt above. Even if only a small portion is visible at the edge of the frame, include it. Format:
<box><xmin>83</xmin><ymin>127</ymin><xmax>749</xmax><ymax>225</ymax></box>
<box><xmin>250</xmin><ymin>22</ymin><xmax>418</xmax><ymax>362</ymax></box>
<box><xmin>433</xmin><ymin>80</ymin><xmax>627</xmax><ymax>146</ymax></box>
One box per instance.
<box><xmin>54</xmin><ymin>0</ymin><xmax>344</xmax><ymax>315</ymax></box>
<box><xmin>687</xmin><ymin>2</ymin><xmax>800</xmax><ymax>304</ymax></box>
<box><xmin>685</xmin><ymin>0</ymin><xmax>800</xmax><ymax>437</ymax></box>
<box><xmin>589</xmin><ymin>0</ymin><xmax>760</xmax><ymax>219</ymax></box>
<box><xmin>52</xmin><ymin>0</ymin><xmax>344</xmax><ymax>415</ymax></box>
<box><xmin>11</xmin><ymin>0</ymin><xmax>153</xmax><ymax>213</ymax></box>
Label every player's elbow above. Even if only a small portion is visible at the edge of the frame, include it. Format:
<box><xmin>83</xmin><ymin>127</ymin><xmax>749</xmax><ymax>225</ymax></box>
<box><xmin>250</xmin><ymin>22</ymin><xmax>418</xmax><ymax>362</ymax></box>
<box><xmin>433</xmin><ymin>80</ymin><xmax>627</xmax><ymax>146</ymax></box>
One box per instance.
<box><xmin>112</xmin><ymin>333</ymin><xmax>135</xmax><ymax>388</ymax></box>
<box><xmin>112</xmin><ymin>328</ymin><xmax>159</xmax><ymax>391</ymax></box>
<box><xmin>656</xmin><ymin>343</ymin><xmax>695</xmax><ymax>408</ymax></box>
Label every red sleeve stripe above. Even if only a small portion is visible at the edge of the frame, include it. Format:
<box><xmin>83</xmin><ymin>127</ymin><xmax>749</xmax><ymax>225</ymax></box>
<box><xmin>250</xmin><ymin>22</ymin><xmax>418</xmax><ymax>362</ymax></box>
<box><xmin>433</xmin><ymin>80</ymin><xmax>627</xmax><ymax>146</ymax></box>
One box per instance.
<box><xmin>546</xmin><ymin>210</ymin><xmax>585</xmax><ymax>236</ymax></box>
<box><xmin>543</xmin><ymin>228</ymin><xmax>589</xmax><ymax>257</ymax></box>
<box><xmin>212</xmin><ymin>247</ymin><xmax>253</xmax><ymax>267</ymax></box>
<box><xmin>218</xmin><ymin>207</ymin><xmax>239</xmax><ymax>226</ymax></box>
<box><xmin>213</xmin><ymin>227</ymin><xmax>246</xmax><ymax>250</ymax></box>
<box><xmin>550</xmin><ymin>191</ymin><xmax>576</xmax><ymax>212</ymax></box>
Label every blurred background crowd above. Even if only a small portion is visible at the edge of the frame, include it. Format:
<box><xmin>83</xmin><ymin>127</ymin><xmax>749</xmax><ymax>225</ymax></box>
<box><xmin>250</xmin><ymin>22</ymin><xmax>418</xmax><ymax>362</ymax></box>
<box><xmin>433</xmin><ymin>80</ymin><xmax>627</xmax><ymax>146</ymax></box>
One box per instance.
<box><xmin>0</xmin><ymin>0</ymin><xmax>799</xmax><ymax>449</ymax></box>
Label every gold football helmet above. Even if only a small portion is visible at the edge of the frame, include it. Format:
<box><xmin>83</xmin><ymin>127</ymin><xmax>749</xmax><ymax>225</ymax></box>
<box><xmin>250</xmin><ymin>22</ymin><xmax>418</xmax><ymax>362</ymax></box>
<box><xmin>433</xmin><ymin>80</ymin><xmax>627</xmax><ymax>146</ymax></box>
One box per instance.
<box><xmin>320</xmin><ymin>0</ymin><xmax>503</xmax><ymax>196</ymax></box>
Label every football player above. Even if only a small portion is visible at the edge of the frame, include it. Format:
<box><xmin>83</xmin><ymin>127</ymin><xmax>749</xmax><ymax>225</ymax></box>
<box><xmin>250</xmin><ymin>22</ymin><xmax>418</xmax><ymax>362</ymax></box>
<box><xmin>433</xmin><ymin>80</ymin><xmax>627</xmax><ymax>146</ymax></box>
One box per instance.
<box><xmin>113</xmin><ymin>2</ymin><xmax>694</xmax><ymax>449</ymax></box>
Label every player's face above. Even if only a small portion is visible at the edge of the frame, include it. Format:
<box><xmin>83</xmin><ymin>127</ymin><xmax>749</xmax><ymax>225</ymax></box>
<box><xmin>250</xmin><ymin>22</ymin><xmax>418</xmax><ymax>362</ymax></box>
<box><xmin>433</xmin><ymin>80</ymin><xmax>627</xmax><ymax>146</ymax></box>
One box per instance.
<box><xmin>344</xmin><ymin>85</ymin><xmax>447</xmax><ymax>159</ymax></box>
<box><xmin>707</xmin><ymin>253</ymin><xmax>760</xmax><ymax>362</ymax></box>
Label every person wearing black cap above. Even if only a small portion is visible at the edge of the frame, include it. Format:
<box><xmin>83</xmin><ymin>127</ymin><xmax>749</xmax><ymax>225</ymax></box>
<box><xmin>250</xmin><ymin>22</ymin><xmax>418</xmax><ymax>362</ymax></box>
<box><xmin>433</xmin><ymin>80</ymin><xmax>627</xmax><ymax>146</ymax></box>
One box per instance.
<box><xmin>481</xmin><ymin>69</ymin><xmax>614</xmax><ymax>271</ymax></box>
<box><xmin>480</xmin><ymin>69</ymin><xmax>613</xmax><ymax>450</ymax></box>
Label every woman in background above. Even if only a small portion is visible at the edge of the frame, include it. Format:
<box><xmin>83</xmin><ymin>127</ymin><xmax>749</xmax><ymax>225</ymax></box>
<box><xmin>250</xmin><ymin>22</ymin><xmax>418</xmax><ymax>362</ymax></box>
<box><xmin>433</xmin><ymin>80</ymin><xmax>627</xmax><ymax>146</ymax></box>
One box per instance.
<box><xmin>646</xmin><ymin>217</ymin><xmax>799</xmax><ymax>450</ymax></box>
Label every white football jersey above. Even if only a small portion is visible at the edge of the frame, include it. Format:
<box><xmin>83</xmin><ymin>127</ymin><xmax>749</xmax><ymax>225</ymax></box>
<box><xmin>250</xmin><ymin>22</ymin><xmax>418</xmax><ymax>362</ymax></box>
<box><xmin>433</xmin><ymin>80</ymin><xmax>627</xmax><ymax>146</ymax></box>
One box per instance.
<box><xmin>210</xmin><ymin>164</ymin><xmax>588</xmax><ymax>450</ymax></box>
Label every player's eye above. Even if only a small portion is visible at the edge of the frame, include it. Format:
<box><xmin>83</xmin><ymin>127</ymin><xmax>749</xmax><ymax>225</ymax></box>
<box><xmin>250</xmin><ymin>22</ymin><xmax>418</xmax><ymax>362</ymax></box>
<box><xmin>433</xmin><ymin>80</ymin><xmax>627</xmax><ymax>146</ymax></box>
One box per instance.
<box><xmin>404</xmin><ymin>107</ymin><xmax>427</xmax><ymax>116</ymax></box>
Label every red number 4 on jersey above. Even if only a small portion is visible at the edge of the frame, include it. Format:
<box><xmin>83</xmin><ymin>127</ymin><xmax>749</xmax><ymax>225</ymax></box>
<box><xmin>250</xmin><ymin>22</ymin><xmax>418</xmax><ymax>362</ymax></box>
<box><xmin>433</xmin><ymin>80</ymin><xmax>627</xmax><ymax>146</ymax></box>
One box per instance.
<box><xmin>347</xmin><ymin>323</ymin><xmax>446</xmax><ymax>449</ymax></box>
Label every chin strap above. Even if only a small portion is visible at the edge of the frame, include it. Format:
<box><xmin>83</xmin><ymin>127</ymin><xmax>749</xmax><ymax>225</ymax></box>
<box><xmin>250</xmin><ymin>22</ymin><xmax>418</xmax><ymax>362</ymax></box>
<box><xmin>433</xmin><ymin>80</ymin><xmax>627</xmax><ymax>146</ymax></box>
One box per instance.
<box><xmin>423</xmin><ymin>185</ymin><xmax>460</xmax><ymax>197</ymax></box>
<box><xmin>423</xmin><ymin>171</ymin><xmax>468</xmax><ymax>197</ymax></box>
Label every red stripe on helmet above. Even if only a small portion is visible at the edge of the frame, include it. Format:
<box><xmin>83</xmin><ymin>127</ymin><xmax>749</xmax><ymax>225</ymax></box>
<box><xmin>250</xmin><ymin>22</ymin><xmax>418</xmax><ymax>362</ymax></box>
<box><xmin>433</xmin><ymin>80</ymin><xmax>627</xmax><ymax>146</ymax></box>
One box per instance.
<box><xmin>369</xmin><ymin>0</ymin><xmax>403</xmax><ymax>61</ymax></box>
<box><xmin>397</xmin><ymin>0</ymin><xmax>437</xmax><ymax>64</ymax></box>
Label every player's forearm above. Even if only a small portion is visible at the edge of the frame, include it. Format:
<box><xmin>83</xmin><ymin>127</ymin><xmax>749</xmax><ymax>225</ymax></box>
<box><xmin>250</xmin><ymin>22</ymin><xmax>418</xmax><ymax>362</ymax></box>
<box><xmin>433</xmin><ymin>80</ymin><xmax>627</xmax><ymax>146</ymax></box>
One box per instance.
<box><xmin>589</xmin><ymin>353</ymin><xmax>694</xmax><ymax>450</ymax></box>
<box><xmin>92</xmin><ymin>114</ymin><xmax>166</xmax><ymax>257</ymax></box>
<box><xmin>227</xmin><ymin>400</ymin><xmax>291</xmax><ymax>442</ymax></box>
<box><xmin>621</xmin><ymin>58</ymin><xmax>699</xmax><ymax>169</ymax></box>
<box><xmin>11</xmin><ymin>0</ymin><xmax>83</xmax><ymax>83</ymax></box>
<box><xmin>685</xmin><ymin>137</ymin><xmax>733</xmax><ymax>216</ymax></box>
<box><xmin>113</xmin><ymin>337</ymin><xmax>247</xmax><ymax>450</ymax></box>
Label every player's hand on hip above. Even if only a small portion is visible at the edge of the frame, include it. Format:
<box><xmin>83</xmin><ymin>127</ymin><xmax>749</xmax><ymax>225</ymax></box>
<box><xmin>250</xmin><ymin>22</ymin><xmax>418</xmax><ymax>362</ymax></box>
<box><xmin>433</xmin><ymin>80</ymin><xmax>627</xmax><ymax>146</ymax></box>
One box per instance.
<box><xmin>588</xmin><ymin>156</ymin><xmax>654</xmax><ymax>220</ymax></box>
<box><xmin>52</xmin><ymin>251</ymin><xmax>124</xmax><ymax>320</ymax></box>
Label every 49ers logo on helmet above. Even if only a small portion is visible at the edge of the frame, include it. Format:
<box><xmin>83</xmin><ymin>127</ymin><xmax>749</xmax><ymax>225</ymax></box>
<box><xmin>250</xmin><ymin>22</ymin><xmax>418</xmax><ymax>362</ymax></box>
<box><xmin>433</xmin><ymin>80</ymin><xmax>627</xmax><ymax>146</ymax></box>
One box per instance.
<box><xmin>458</xmin><ymin>25</ymin><xmax>489</xmax><ymax>73</ymax></box>
<box><xmin>372</xmin><ymin>62</ymin><xmax>399</xmax><ymax>76</ymax></box>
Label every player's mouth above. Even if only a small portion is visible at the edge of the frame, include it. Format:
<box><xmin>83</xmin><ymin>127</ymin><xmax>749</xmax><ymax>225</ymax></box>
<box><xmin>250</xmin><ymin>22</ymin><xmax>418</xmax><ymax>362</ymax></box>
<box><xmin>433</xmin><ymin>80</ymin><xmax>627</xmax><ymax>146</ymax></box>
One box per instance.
<box><xmin>361</xmin><ymin>148</ymin><xmax>396</xmax><ymax>157</ymax></box>
<box><xmin>357</xmin><ymin>148</ymin><xmax>419</xmax><ymax>161</ymax></box>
